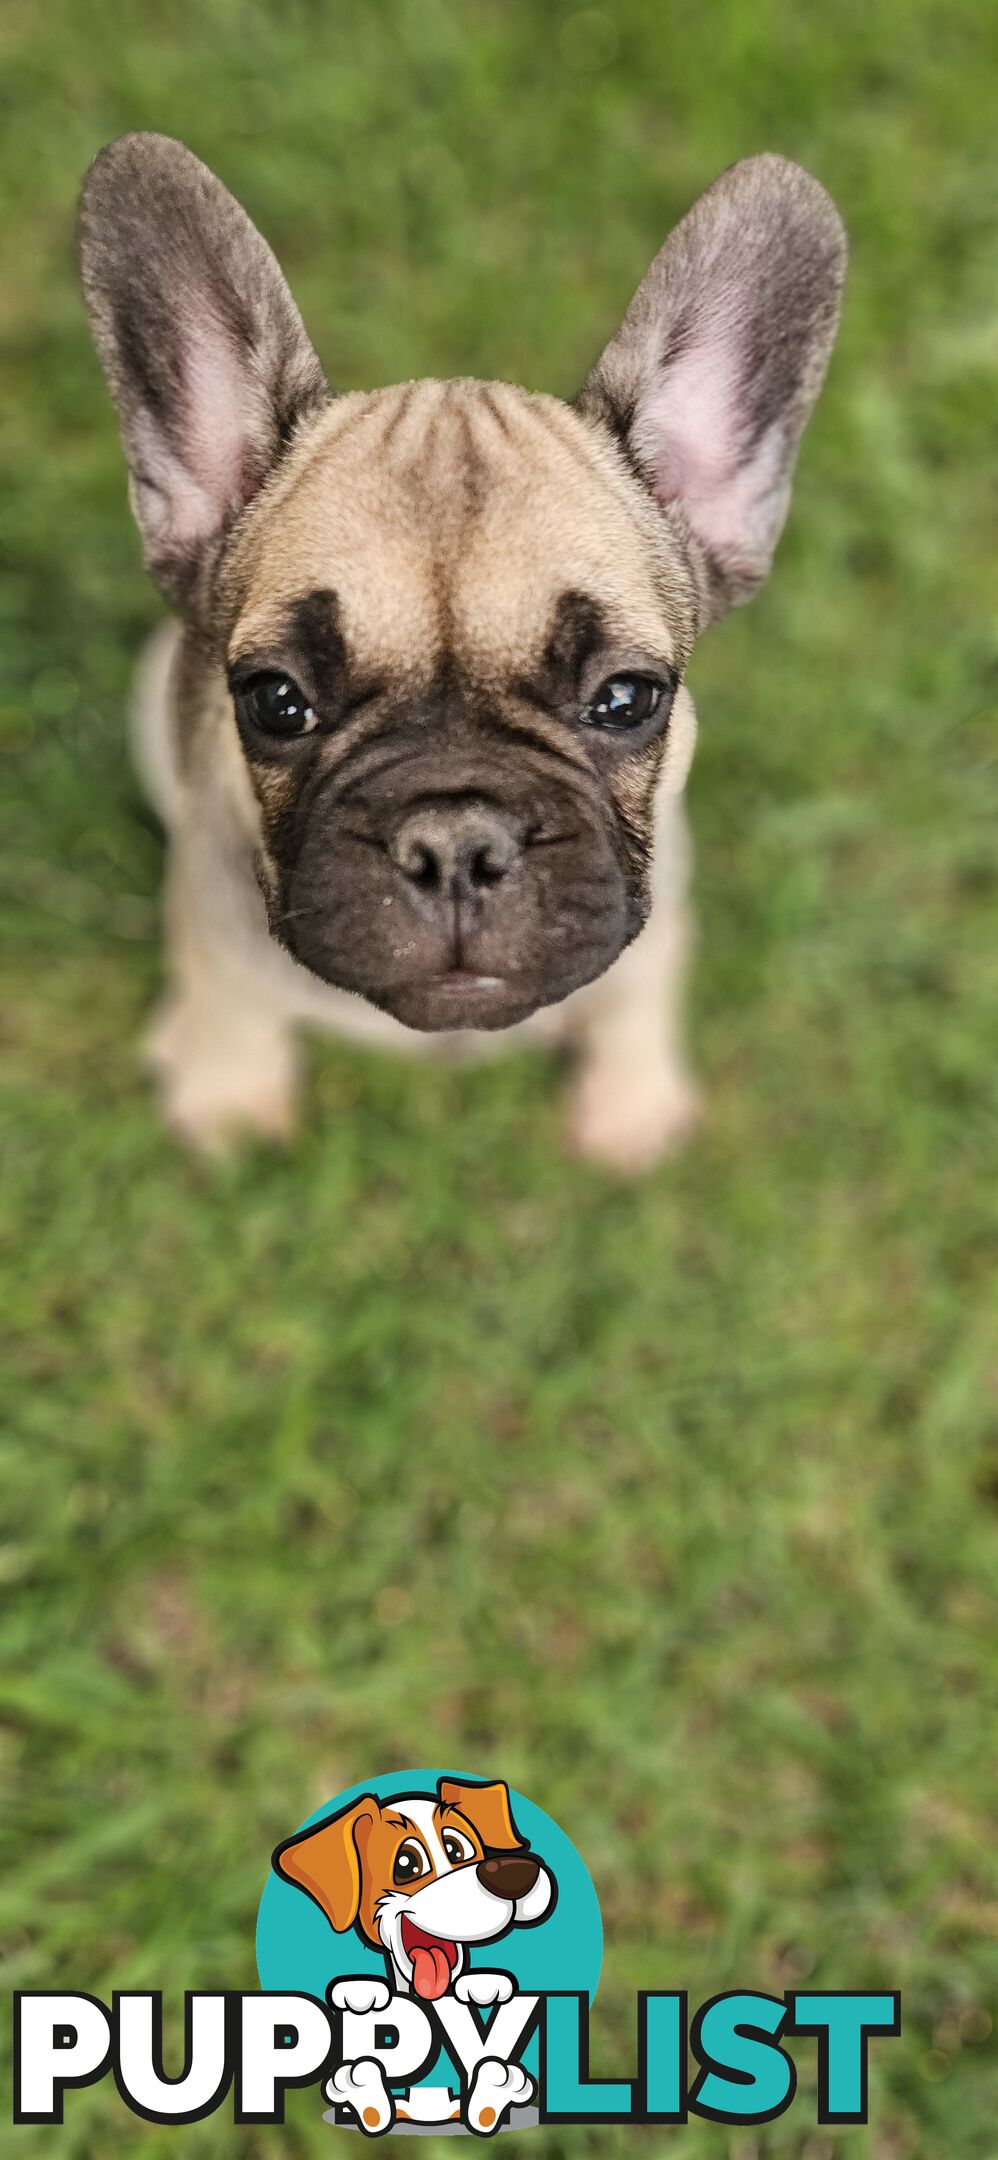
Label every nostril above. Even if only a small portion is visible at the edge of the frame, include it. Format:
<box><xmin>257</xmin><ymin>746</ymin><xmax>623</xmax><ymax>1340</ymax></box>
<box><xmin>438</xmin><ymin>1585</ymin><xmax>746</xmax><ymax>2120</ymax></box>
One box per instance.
<box><xmin>408</xmin><ymin>844</ymin><xmax>440</xmax><ymax>892</ymax></box>
<box><xmin>469</xmin><ymin>845</ymin><xmax>509</xmax><ymax>890</ymax></box>
<box><xmin>393</xmin><ymin>834</ymin><xmax>442</xmax><ymax>891</ymax></box>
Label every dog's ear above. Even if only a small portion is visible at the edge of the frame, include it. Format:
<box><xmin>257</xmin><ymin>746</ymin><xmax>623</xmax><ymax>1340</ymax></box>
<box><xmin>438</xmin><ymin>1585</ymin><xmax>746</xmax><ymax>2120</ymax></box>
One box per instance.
<box><xmin>438</xmin><ymin>1779</ymin><xmax>525</xmax><ymax>1852</ymax></box>
<box><xmin>79</xmin><ymin>132</ymin><xmax>327</xmax><ymax>609</ymax></box>
<box><xmin>272</xmin><ymin>1797</ymin><xmax>380</xmax><ymax>1932</ymax></box>
<box><xmin>577</xmin><ymin>155</ymin><xmax>846</xmax><ymax>618</ymax></box>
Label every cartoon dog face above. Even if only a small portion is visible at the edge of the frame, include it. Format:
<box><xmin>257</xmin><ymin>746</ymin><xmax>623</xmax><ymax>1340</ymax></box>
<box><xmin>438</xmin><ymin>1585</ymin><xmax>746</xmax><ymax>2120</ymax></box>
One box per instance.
<box><xmin>273</xmin><ymin>1778</ymin><xmax>555</xmax><ymax>2000</ymax></box>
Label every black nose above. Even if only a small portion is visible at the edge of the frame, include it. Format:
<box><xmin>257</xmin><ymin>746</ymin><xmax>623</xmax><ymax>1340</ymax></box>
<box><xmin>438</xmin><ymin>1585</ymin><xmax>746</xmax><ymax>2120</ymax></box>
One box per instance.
<box><xmin>476</xmin><ymin>1853</ymin><xmax>541</xmax><ymax>1900</ymax></box>
<box><xmin>390</xmin><ymin>801</ymin><xmax>521</xmax><ymax>898</ymax></box>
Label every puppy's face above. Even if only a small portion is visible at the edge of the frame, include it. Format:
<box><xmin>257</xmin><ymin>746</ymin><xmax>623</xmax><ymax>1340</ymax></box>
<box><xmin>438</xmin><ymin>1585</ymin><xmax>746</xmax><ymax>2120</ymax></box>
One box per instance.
<box><xmin>223</xmin><ymin>383</ymin><xmax>695</xmax><ymax>1029</ymax></box>
<box><xmin>273</xmin><ymin>1779</ymin><xmax>555</xmax><ymax>2001</ymax></box>
<box><xmin>81</xmin><ymin>137</ymin><xmax>845</xmax><ymax>1029</ymax></box>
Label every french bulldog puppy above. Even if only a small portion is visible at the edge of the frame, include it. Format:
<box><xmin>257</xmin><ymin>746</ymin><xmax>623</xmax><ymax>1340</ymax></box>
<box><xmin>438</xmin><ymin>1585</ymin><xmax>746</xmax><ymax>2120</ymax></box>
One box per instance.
<box><xmin>80</xmin><ymin>137</ymin><xmax>845</xmax><ymax>1167</ymax></box>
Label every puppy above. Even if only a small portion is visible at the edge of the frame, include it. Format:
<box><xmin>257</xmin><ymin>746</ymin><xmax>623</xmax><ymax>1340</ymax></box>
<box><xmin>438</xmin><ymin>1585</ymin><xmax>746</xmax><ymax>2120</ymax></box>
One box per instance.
<box><xmin>80</xmin><ymin>137</ymin><xmax>845</xmax><ymax>1168</ymax></box>
<box><xmin>273</xmin><ymin>1777</ymin><xmax>554</xmax><ymax>2130</ymax></box>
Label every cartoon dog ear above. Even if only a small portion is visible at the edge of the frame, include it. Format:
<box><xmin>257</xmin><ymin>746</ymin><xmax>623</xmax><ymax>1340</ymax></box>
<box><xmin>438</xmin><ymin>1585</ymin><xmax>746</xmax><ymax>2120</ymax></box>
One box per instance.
<box><xmin>79</xmin><ymin>132</ymin><xmax>327</xmax><ymax>611</ymax></box>
<box><xmin>577</xmin><ymin>155</ymin><xmax>846</xmax><ymax>619</ymax></box>
<box><xmin>272</xmin><ymin>1797</ymin><xmax>380</xmax><ymax>1932</ymax></box>
<box><xmin>438</xmin><ymin>1779</ymin><xmax>526</xmax><ymax>1852</ymax></box>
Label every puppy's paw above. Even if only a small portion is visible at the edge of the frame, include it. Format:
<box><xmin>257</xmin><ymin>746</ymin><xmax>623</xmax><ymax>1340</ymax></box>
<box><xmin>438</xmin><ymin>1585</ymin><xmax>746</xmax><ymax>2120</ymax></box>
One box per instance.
<box><xmin>157</xmin><ymin>1074</ymin><xmax>298</xmax><ymax>1155</ymax></box>
<box><xmin>466</xmin><ymin>2058</ymin><xmax>534</xmax><ymax>2135</ymax></box>
<box><xmin>328</xmin><ymin>1977</ymin><xmax>392</xmax><ymax>2015</ymax></box>
<box><xmin>454</xmin><ymin>1971</ymin><xmax>514</xmax><ymax>2009</ymax></box>
<box><xmin>325</xmin><ymin>2059</ymin><xmax>395</xmax><ymax>2135</ymax></box>
<box><xmin>143</xmin><ymin>998</ymin><xmax>299</xmax><ymax>1154</ymax></box>
<box><xmin>568</xmin><ymin>1065</ymin><xmax>701</xmax><ymax>1174</ymax></box>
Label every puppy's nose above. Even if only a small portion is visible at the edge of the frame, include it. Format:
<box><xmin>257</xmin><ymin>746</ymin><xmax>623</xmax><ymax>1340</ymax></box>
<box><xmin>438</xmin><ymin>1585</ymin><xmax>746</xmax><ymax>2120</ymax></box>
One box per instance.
<box><xmin>476</xmin><ymin>1853</ymin><xmax>540</xmax><ymax>1900</ymax></box>
<box><xmin>390</xmin><ymin>801</ymin><xmax>520</xmax><ymax>898</ymax></box>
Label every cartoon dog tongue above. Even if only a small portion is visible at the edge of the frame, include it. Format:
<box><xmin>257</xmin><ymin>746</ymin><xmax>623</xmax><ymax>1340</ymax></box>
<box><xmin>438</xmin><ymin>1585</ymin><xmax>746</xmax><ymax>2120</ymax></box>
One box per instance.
<box><xmin>410</xmin><ymin>1942</ymin><xmax>453</xmax><ymax>2001</ymax></box>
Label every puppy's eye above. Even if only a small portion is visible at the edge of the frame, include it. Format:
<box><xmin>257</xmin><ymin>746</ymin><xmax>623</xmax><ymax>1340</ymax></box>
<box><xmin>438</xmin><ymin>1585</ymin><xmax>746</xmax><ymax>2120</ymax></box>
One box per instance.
<box><xmin>393</xmin><ymin>1840</ymin><xmax>430</xmax><ymax>1886</ymax></box>
<box><xmin>442</xmin><ymin>1831</ymin><xmax>475</xmax><ymax>1866</ymax></box>
<box><xmin>234</xmin><ymin>672</ymin><xmax>316</xmax><ymax>737</ymax></box>
<box><xmin>583</xmin><ymin>674</ymin><xmax>664</xmax><ymax>729</ymax></box>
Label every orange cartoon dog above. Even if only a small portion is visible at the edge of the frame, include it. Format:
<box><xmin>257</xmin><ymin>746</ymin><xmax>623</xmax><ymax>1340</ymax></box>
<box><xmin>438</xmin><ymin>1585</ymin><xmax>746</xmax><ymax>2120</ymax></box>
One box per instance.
<box><xmin>273</xmin><ymin>1776</ymin><xmax>555</xmax><ymax>2131</ymax></box>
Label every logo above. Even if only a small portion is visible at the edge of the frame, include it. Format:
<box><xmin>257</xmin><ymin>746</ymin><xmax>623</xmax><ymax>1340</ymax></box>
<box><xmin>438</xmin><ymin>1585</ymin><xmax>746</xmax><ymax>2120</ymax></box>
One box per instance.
<box><xmin>255</xmin><ymin>1768</ymin><xmax>900</xmax><ymax>2137</ymax></box>
<box><xmin>257</xmin><ymin>1769</ymin><xmax>601</xmax><ymax>2133</ymax></box>
<box><xmin>12</xmin><ymin>1768</ymin><xmax>902</xmax><ymax>2134</ymax></box>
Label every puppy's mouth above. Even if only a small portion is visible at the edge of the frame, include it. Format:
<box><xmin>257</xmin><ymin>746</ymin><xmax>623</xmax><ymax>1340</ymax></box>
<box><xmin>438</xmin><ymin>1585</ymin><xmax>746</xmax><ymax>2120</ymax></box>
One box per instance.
<box><xmin>400</xmin><ymin>1915</ymin><xmax>460</xmax><ymax>2001</ymax></box>
<box><xmin>427</xmin><ymin>970</ymin><xmax>505</xmax><ymax>988</ymax></box>
<box><xmin>377</xmin><ymin>968</ymin><xmax>537</xmax><ymax>1033</ymax></box>
<box><xmin>423</xmin><ymin>968</ymin><xmax>508</xmax><ymax>1000</ymax></box>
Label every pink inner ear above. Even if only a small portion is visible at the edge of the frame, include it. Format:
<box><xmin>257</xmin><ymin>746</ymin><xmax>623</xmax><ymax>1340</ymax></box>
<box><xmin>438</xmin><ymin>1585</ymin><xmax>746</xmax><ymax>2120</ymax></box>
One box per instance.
<box><xmin>135</xmin><ymin>313</ymin><xmax>266</xmax><ymax>553</ymax></box>
<box><xmin>631</xmin><ymin>326</ymin><xmax>787</xmax><ymax>577</ymax></box>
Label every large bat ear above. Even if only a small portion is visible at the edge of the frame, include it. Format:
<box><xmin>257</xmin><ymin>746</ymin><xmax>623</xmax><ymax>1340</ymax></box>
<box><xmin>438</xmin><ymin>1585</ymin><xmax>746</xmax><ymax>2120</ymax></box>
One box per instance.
<box><xmin>438</xmin><ymin>1778</ymin><xmax>526</xmax><ymax>1852</ymax></box>
<box><xmin>272</xmin><ymin>1797</ymin><xmax>381</xmax><ymax>1933</ymax></box>
<box><xmin>577</xmin><ymin>155</ymin><xmax>846</xmax><ymax>618</ymax></box>
<box><xmin>79</xmin><ymin>132</ymin><xmax>327</xmax><ymax>610</ymax></box>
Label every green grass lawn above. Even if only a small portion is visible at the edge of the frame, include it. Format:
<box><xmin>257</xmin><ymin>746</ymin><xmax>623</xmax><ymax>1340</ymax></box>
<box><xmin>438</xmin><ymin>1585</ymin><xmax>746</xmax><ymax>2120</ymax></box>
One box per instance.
<box><xmin>1</xmin><ymin>1</ymin><xmax>996</xmax><ymax>2153</ymax></box>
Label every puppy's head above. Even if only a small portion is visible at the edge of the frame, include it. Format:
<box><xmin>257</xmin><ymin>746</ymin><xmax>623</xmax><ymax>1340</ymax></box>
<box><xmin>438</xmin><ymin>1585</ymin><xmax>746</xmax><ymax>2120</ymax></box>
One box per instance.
<box><xmin>273</xmin><ymin>1778</ymin><xmax>554</xmax><ymax>1999</ymax></box>
<box><xmin>80</xmin><ymin>137</ymin><xmax>845</xmax><ymax>1030</ymax></box>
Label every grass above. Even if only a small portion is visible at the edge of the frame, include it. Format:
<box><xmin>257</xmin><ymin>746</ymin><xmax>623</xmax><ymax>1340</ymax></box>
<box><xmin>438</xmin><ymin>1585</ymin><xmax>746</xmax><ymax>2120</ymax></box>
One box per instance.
<box><xmin>1</xmin><ymin>0</ymin><xmax>996</xmax><ymax>2153</ymax></box>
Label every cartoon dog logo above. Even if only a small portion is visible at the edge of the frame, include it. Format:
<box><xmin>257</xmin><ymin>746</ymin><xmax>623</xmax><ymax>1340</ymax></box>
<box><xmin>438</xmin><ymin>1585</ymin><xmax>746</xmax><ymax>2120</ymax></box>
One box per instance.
<box><xmin>273</xmin><ymin>1777</ymin><xmax>556</xmax><ymax>2131</ymax></box>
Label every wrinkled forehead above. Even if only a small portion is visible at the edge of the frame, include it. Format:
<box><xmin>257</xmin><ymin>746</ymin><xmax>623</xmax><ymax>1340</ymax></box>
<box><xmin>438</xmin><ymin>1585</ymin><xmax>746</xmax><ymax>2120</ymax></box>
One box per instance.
<box><xmin>227</xmin><ymin>379</ymin><xmax>694</xmax><ymax>673</ymax></box>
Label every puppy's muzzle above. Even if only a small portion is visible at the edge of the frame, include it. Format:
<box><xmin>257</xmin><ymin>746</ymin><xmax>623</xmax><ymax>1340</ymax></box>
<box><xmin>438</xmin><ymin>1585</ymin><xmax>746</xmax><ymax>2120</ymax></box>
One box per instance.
<box><xmin>389</xmin><ymin>798</ymin><xmax>523</xmax><ymax>904</ymax></box>
<box><xmin>476</xmin><ymin>1853</ymin><xmax>540</xmax><ymax>1900</ymax></box>
<box><xmin>279</xmin><ymin>753</ymin><xmax>630</xmax><ymax>1030</ymax></box>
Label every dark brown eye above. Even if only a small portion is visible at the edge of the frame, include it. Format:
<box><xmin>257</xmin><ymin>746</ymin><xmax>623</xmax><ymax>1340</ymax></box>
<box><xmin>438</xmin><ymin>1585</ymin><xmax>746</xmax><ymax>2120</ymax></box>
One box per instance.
<box><xmin>583</xmin><ymin>675</ymin><xmax>665</xmax><ymax>729</ymax></box>
<box><xmin>393</xmin><ymin>1840</ymin><xmax>429</xmax><ymax>1886</ymax></box>
<box><xmin>235</xmin><ymin>672</ymin><xmax>316</xmax><ymax>737</ymax></box>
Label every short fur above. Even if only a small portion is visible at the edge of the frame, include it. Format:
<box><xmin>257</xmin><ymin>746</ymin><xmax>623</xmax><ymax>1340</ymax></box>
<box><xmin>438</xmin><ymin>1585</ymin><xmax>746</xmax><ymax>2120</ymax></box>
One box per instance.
<box><xmin>80</xmin><ymin>136</ymin><xmax>845</xmax><ymax>1167</ymax></box>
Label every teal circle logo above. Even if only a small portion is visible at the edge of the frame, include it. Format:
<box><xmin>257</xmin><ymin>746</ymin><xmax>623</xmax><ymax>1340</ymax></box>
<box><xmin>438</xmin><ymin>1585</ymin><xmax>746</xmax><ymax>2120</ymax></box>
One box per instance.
<box><xmin>257</xmin><ymin>1770</ymin><xmax>601</xmax><ymax>2128</ymax></box>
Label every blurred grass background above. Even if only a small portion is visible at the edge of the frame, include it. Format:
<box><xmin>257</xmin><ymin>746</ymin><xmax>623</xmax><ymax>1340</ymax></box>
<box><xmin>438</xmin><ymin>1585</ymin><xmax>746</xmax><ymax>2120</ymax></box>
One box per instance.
<box><xmin>1</xmin><ymin>0</ymin><xmax>996</xmax><ymax>2153</ymax></box>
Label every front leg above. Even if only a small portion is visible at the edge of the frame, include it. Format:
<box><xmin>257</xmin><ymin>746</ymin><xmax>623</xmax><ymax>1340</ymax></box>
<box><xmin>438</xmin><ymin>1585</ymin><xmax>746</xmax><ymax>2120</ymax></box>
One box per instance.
<box><xmin>328</xmin><ymin>1978</ymin><xmax>392</xmax><ymax>2016</ymax></box>
<box><xmin>324</xmin><ymin>2059</ymin><xmax>396</xmax><ymax>2136</ymax></box>
<box><xmin>146</xmin><ymin>840</ymin><xmax>301</xmax><ymax>1153</ymax></box>
<box><xmin>567</xmin><ymin>797</ymin><xmax>700</xmax><ymax>1174</ymax></box>
<box><xmin>466</xmin><ymin>2058</ymin><xmax>534</xmax><ymax>2136</ymax></box>
<box><xmin>323</xmin><ymin>1981</ymin><xmax>397</xmax><ymax>2132</ymax></box>
<box><xmin>454</xmin><ymin>1972</ymin><xmax>514</xmax><ymax>2009</ymax></box>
